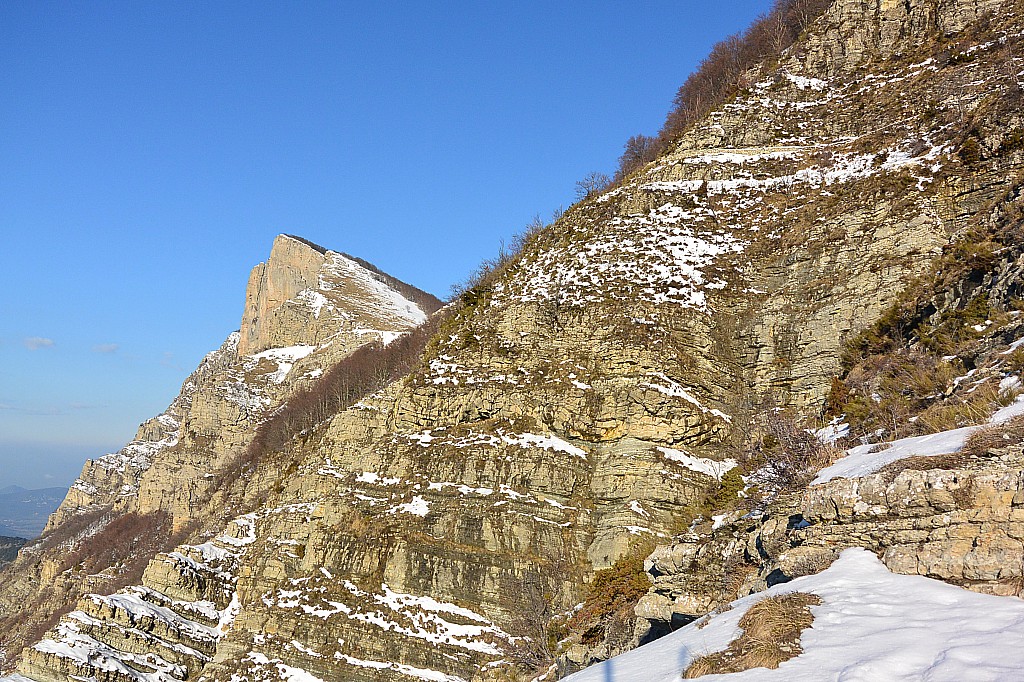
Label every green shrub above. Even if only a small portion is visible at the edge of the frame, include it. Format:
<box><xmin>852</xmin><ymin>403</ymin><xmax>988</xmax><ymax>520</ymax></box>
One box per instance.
<box><xmin>701</xmin><ymin>467</ymin><xmax>746</xmax><ymax>516</ymax></box>
<box><xmin>568</xmin><ymin>543</ymin><xmax>653</xmax><ymax>645</ymax></box>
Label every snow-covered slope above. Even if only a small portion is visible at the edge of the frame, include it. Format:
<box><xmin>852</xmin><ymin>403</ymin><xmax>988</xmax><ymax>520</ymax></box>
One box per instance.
<box><xmin>565</xmin><ymin>548</ymin><xmax>1024</xmax><ymax>682</ymax></box>
<box><xmin>813</xmin><ymin>396</ymin><xmax>1024</xmax><ymax>483</ymax></box>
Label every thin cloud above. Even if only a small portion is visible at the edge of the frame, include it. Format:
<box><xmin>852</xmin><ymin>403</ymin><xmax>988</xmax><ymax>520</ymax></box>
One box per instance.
<box><xmin>92</xmin><ymin>343</ymin><xmax>119</xmax><ymax>354</ymax></box>
<box><xmin>24</xmin><ymin>337</ymin><xmax>54</xmax><ymax>350</ymax></box>
<box><xmin>160</xmin><ymin>351</ymin><xmax>183</xmax><ymax>371</ymax></box>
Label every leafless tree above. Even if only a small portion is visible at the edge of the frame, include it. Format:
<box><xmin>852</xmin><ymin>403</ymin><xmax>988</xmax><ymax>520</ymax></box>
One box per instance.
<box><xmin>575</xmin><ymin>171</ymin><xmax>611</xmax><ymax>200</ymax></box>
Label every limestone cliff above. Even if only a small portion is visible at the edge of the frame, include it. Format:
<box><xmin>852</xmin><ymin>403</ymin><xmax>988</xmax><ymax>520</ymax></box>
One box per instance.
<box><xmin>0</xmin><ymin>235</ymin><xmax>439</xmax><ymax>671</ymax></box>
<box><xmin>4</xmin><ymin>0</ymin><xmax>1024</xmax><ymax>680</ymax></box>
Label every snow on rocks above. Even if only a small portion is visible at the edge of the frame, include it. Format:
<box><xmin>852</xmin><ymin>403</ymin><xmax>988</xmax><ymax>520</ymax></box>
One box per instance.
<box><xmin>784</xmin><ymin>72</ymin><xmax>828</xmax><ymax>90</ymax></box>
<box><xmin>812</xmin><ymin>396</ymin><xmax>1024</xmax><ymax>484</ymax></box>
<box><xmin>73</xmin><ymin>411</ymin><xmax>181</xmax><ymax>494</ymax></box>
<box><xmin>319</xmin><ymin>252</ymin><xmax>428</xmax><ymax>327</ymax></box>
<box><xmin>642</xmin><ymin>373</ymin><xmax>732</xmax><ymax>422</ymax></box>
<box><xmin>32</xmin><ymin>617</ymin><xmax>189</xmax><ymax>682</ymax></box>
<box><xmin>390</xmin><ymin>495</ymin><xmax>431</xmax><ymax>517</ymax></box>
<box><xmin>246</xmin><ymin>345</ymin><xmax>317</xmax><ymax>384</ymax></box>
<box><xmin>657</xmin><ymin>447</ymin><xmax>737</xmax><ymax>480</ymax></box>
<box><xmin>398</xmin><ymin>426</ymin><xmax>589</xmax><ymax>459</ymax></box>
<box><xmin>262</xmin><ymin>573</ymin><xmax>511</xmax><ymax>657</ymax></box>
<box><xmin>19</xmin><ymin>511</ymin><xmax>263</xmax><ymax>682</ymax></box>
<box><xmin>645</xmin><ymin>145</ymin><xmax>946</xmax><ymax>198</ymax></box>
<box><xmin>565</xmin><ymin>548</ymin><xmax>1024</xmax><ymax>682</ymax></box>
<box><xmin>233</xmin><ymin>645</ymin><xmax>467</xmax><ymax>682</ymax></box>
<box><xmin>502</xmin><ymin>201</ymin><xmax>746</xmax><ymax>314</ymax></box>
<box><xmin>232</xmin><ymin>651</ymin><xmax>333</xmax><ymax>682</ymax></box>
<box><xmin>294</xmin><ymin>289</ymin><xmax>332</xmax><ymax>319</ymax></box>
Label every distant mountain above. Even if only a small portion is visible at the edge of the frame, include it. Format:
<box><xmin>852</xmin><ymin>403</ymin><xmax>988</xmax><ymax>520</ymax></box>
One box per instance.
<box><xmin>0</xmin><ymin>536</ymin><xmax>26</xmax><ymax>567</ymax></box>
<box><xmin>0</xmin><ymin>486</ymin><xmax>67</xmax><ymax>539</ymax></box>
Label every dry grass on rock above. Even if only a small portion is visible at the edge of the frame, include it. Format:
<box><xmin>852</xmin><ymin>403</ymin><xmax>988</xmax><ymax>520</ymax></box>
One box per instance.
<box><xmin>683</xmin><ymin>592</ymin><xmax>821</xmax><ymax>678</ymax></box>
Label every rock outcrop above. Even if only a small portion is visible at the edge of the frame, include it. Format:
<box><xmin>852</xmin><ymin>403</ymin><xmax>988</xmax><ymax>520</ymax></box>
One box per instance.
<box><xmin>634</xmin><ymin>442</ymin><xmax>1024</xmax><ymax>657</ymax></box>
<box><xmin>5</xmin><ymin>0</ymin><xmax>1024</xmax><ymax>680</ymax></box>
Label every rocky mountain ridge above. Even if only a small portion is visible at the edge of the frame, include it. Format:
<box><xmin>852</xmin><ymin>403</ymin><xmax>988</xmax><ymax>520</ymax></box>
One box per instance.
<box><xmin>0</xmin><ymin>235</ymin><xmax>439</xmax><ymax>671</ymax></box>
<box><xmin>4</xmin><ymin>0</ymin><xmax>1024</xmax><ymax>679</ymax></box>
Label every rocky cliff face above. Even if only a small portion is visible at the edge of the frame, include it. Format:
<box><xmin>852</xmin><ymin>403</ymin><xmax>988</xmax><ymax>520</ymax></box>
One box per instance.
<box><xmin>4</xmin><ymin>0</ymin><xmax>1024</xmax><ymax>680</ymax></box>
<box><xmin>0</xmin><ymin>235</ymin><xmax>439</xmax><ymax>672</ymax></box>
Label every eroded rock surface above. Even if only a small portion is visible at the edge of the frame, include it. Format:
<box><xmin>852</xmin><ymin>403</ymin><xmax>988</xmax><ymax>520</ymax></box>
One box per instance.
<box><xmin>5</xmin><ymin>0</ymin><xmax>1024</xmax><ymax>680</ymax></box>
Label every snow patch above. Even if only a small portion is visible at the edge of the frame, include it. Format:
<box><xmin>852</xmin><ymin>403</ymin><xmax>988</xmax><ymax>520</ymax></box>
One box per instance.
<box><xmin>247</xmin><ymin>345</ymin><xmax>317</xmax><ymax>384</ymax></box>
<box><xmin>813</xmin><ymin>396</ymin><xmax>1024</xmax><ymax>483</ymax></box>
<box><xmin>657</xmin><ymin>447</ymin><xmax>737</xmax><ymax>480</ymax></box>
<box><xmin>390</xmin><ymin>495</ymin><xmax>430</xmax><ymax>517</ymax></box>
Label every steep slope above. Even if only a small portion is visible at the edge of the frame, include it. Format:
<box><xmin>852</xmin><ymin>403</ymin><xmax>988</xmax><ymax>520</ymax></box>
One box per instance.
<box><xmin>5</xmin><ymin>0</ymin><xmax>1024</xmax><ymax>680</ymax></box>
<box><xmin>0</xmin><ymin>235</ymin><xmax>439</xmax><ymax>672</ymax></box>
<box><xmin>209</xmin><ymin>0</ymin><xmax>1024</xmax><ymax>676</ymax></box>
<box><xmin>0</xmin><ymin>538</ymin><xmax>26</xmax><ymax>568</ymax></box>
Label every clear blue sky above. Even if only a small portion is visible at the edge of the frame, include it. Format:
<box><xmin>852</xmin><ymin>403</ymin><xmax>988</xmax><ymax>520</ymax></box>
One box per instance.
<box><xmin>0</xmin><ymin>1</ymin><xmax>772</xmax><ymax>489</ymax></box>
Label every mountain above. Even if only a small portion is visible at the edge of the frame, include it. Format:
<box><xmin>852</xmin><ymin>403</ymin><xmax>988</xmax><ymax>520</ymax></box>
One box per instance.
<box><xmin>0</xmin><ymin>487</ymin><xmax>68</xmax><ymax>539</ymax></box>
<box><xmin>0</xmin><ymin>537</ymin><xmax>26</xmax><ymax>569</ymax></box>
<box><xmin>3</xmin><ymin>0</ymin><xmax>1024</xmax><ymax>680</ymax></box>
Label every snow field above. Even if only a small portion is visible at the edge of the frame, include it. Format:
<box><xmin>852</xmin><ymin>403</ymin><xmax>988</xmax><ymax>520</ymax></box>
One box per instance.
<box><xmin>564</xmin><ymin>548</ymin><xmax>1024</xmax><ymax>681</ymax></box>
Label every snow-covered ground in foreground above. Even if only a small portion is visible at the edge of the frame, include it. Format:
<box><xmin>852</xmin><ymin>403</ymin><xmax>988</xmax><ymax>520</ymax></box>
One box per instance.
<box><xmin>811</xmin><ymin>397</ymin><xmax>1024</xmax><ymax>484</ymax></box>
<box><xmin>563</xmin><ymin>548</ymin><xmax>1024</xmax><ymax>682</ymax></box>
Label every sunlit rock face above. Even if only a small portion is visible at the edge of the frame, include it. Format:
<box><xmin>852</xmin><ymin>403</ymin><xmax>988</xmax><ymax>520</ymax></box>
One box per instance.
<box><xmin>6</xmin><ymin>0</ymin><xmax>1024</xmax><ymax>680</ymax></box>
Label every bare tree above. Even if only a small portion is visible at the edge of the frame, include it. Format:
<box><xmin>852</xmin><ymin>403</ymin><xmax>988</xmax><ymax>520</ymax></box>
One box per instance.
<box><xmin>575</xmin><ymin>171</ymin><xmax>611</xmax><ymax>200</ymax></box>
<box><xmin>617</xmin><ymin>134</ymin><xmax>661</xmax><ymax>180</ymax></box>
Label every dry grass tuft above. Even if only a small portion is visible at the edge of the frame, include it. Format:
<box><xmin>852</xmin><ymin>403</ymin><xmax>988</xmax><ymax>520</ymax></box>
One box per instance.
<box><xmin>961</xmin><ymin>414</ymin><xmax>1024</xmax><ymax>457</ymax></box>
<box><xmin>683</xmin><ymin>592</ymin><xmax>821</xmax><ymax>678</ymax></box>
<box><xmin>877</xmin><ymin>452</ymin><xmax>969</xmax><ymax>482</ymax></box>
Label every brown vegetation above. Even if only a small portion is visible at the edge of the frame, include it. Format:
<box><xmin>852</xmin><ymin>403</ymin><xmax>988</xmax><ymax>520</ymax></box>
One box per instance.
<box><xmin>962</xmin><ymin>414</ymin><xmax>1024</xmax><ymax>456</ymax></box>
<box><xmin>1</xmin><ymin>507</ymin><xmax>197</xmax><ymax>662</ymax></box>
<box><xmin>830</xmin><ymin>174</ymin><xmax>1024</xmax><ymax>441</ymax></box>
<box><xmin>683</xmin><ymin>592</ymin><xmax>821</xmax><ymax>678</ymax></box>
<box><xmin>738</xmin><ymin>410</ymin><xmax>843</xmax><ymax>499</ymax></box>
<box><xmin>216</xmin><ymin>313</ymin><xmax>447</xmax><ymax>493</ymax></box>
<box><xmin>567</xmin><ymin>544</ymin><xmax>653</xmax><ymax>646</ymax></box>
<box><xmin>501</xmin><ymin>563</ymin><xmax>571</xmax><ymax>675</ymax></box>
<box><xmin>610</xmin><ymin>0</ymin><xmax>833</xmax><ymax>184</ymax></box>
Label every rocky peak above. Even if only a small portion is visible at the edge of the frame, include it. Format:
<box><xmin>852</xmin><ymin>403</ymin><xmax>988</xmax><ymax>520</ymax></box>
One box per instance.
<box><xmin>0</xmin><ymin>235</ymin><xmax>439</xmax><ymax>673</ymax></box>
<box><xmin>239</xmin><ymin>234</ymin><xmax>328</xmax><ymax>355</ymax></box>
<box><xmin>238</xmin><ymin>234</ymin><xmax>434</xmax><ymax>356</ymax></box>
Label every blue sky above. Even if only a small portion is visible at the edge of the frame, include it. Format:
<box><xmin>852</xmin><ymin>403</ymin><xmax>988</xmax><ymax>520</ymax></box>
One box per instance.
<box><xmin>0</xmin><ymin>1</ymin><xmax>772</xmax><ymax>489</ymax></box>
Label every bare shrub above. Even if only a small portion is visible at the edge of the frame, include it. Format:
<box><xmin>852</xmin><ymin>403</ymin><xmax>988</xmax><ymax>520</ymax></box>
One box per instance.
<box><xmin>962</xmin><ymin>414</ymin><xmax>1024</xmax><ymax>456</ymax></box>
<box><xmin>740</xmin><ymin>410</ymin><xmax>844</xmax><ymax>498</ymax></box>
<box><xmin>683</xmin><ymin>592</ymin><xmax>821</xmax><ymax>678</ymax></box>
<box><xmin>877</xmin><ymin>452</ymin><xmax>969</xmax><ymax>483</ymax></box>
<box><xmin>448</xmin><ymin>215</ymin><xmax>552</xmax><ymax>305</ymax></box>
<box><xmin>615</xmin><ymin>134</ymin><xmax>663</xmax><ymax>181</ymax></box>
<box><xmin>6</xmin><ymin>509</ymin><xmax>199</xmax><ymax>656</ymax></box>
<box><xmin>659</xmin><ymin>0</ymin><xmax>833</xmax><ymax>145</ymax></box>
<box><xmin>501</xmin><ymin>564</ymin><xmax>570</xmax><ymax>675</ymax></box>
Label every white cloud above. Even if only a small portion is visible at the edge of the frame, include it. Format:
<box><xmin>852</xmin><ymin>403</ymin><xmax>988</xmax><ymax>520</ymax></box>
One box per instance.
<box><xmin>23</xmin><ymin>337</ymin><xmax>54</xmax><ymax>350</ymax></box>
<box><xmin>92</xmin><ymin>343</ymin><xmax>119</xmax><ymax>354</ymax></box>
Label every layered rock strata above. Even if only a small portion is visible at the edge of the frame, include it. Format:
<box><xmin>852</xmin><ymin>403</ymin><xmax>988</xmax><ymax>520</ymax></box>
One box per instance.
<box><xmin>5</xmin><ymin>0</ymin><xmax>1024</xmax><ymax>680</ymax></box>
<box><xmin>0</xmin><ymin>235</ymin><xmax>438</xmax><ymax>673</ymax></box>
